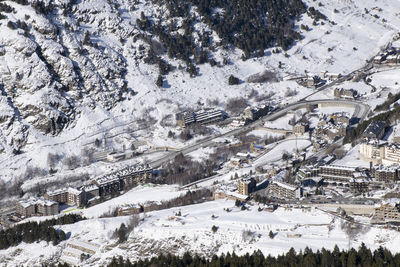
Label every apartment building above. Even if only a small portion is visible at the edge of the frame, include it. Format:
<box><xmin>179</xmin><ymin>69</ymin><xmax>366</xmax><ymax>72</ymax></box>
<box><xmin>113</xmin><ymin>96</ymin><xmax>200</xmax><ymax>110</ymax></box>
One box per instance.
<box><xmin>319</xmin><ymin>165</ymin><xmax>357</xmax><ymax>182</ymax></box>
<box><xmin>176</xmin><ymin>109</ymin><xmax>227</xmax><ymax>127</ymax></box>
<box><xmin>374</xmin><ymin>199</ymin><xmax>400</xmax><ymax>223</ymax></box>
<box><xmin>44</xmin><ymin>187</ymin><xmax>84</xmax><ymax>207</ymax></box>
<box><xmin>372</xmin><ymin>165</ymin><xmax>399</xmax><ymax>183</ymax></box>
<box><xmin>238</xmin><ymin>178</ymin><xmax>256</xmax><ymax>195</ymax></box>
<box><xmin>17</xmin><ymin>197</ymin><xmax>59</xmax><ymax>218</ymax></box>
<box><xmin>267</xmin><ymin>180</ymin><xmax>303</xmax><ymax>199</ymax></box>
<box><xmin>359</xmin><ymin>140</ymin><xmax>400</xmax><ymax>166</ymax></box>
<box><xmin>92</xmin><ymin>164</ymin><xmax>153</xmax><ymax>197</ymax></box>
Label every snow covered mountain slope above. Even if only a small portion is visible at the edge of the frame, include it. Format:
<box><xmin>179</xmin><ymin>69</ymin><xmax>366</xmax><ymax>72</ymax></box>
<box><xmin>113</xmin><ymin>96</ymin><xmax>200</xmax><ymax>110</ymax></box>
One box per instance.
<box><xmin>0</xmin><ymin>0</ymin><xmax>399</xmax><ymax>183</ymax></box>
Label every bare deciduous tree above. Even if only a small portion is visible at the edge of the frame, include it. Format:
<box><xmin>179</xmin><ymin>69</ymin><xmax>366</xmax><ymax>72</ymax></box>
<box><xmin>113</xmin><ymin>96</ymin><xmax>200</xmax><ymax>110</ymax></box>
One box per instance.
<box><xmin>47</xmin><ymin>153</ymin><xmax>61</xmax><ymax>169</ymax></box>
<box><xmin>225</xmin><ymin>97</ymin><xmax>249</xmax><ymax>116</ymax></box>
<box><xmin>63</xmin><ymin>155</ymin><xmax>81</xmax><ymax>170</ymax></box>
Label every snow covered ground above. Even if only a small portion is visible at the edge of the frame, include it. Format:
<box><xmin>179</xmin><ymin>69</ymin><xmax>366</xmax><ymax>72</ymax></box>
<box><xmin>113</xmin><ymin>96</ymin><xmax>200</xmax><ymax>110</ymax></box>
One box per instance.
<box><xmin>80</xmin><ymin>184</ymin><xmax>185</xmax><ymax>218</ymax></box>
<box><xmin>254</xmin><ymin>139</ymin><xmax>312</xmax><ymax>166</ymax></box>
<box><xmin>333</xmin><ymin>144</ymin><xmax>371</xmax><ymax>168</ymax></box>
<box><xmin>2</xmin><ymin>199</ymin><xmax>400</xmax><ymax>266</ymax></box>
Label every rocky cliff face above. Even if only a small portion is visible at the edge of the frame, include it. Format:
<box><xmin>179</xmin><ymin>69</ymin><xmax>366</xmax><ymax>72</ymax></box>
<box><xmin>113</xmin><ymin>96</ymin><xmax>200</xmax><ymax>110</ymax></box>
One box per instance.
<box><xmin>0</xmin><ymin>0</ymin><xmax>310</xmax><ymax>155</ymax></box>
<box><xmin>0</xmin><ymin>0</ymin><xmax>136</xmax><ymax>153</ymax></box>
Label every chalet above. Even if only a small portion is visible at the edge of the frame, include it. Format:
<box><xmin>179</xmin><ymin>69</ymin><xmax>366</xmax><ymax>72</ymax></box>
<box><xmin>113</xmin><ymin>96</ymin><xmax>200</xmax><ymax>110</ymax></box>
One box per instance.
<box><xmin>386</xmin><ymin>54</ymin><xmax>400</xmax><ymax>65</ymax></box>
<box><xmin>106</xmin><ymin>151</ymin><xmax>127</xmax><ymax>162</ymax></box>
<box><xmin>230</xmin><ymin>119</ymin><xmax>246</xmax><ymax>128</ymax></box>
<box><xmin>332</xmin><ymin>112</ymin><xmax>350</xmax><ymax>125</ymax></box>
<box><xmin>117</xmin><ymin>204</ymin><xmax>142</xmax><ymax>216</ymax></box>
<box><xmin>213</xmin><ymin>189</ymin><xmax>249</xmax><ymax>202</ymax></box>
<box><xmin>67</xmin><ymin>187</ymin><xmax>84</xmax><ymax>207</ymax></box>
<box><xmin>297</xmin><ymin>164</ymin><xmax>372</xmax><ymax>188</ymax></box>
<box><xmin>92</xmin><ymin>175</ymin><xmax>121</xmax><ymax>197</ymax></box>
<box><xmin>373</xmin><ymin>55</ymin><xmax>385</xmax><ymax>64</ymax></box>
<box><xmin>36</xmin><ymin>199</ymin><xmax>59</xmax><ymax>216</ymax></box>
<box><xmin>44</xmin><ymin>188</ymin><xmax>68</xmax><ymax>204</ymax></box>
<box><xmin>319</xmin><ymin>165</ymin><xmax>357</xmax><ymax>182</ymax></box>
<box><xmin>293</xmin><ymin>122</ymin><xmax>309</xmax><ymax>136</ymax></box>
<box><xmin>382</xmin><ymin>143</ymin><xmax>400</xmax><ymax>166</ymax></box>
<box><xmin>359</xmin><ymin>140</ymin><xmax>400</xmax><ymax>166</ymax></box>
<box><xmin>313</xmin><ymin>122</ymin><xmax>347</xmax><ymax>142</ymax></box>
<box><xmin>16</xmin><ymin>198</ymin><xmax>36</xmax><ymax>218</ymax></box>
<box><xmin>349</xmin><ymin>178</ymin><xmax>369</xmax><ymax>193</ymax></box>
<box><xmin>333</xmin><ymin>88</ymin><xmax>358</xmax><ymax>99</ymax></box>
<box><xmin>304</xmin><ymin>76</ymin><xmax>323</xmax><ymax>88</ymax></box>
<box><xmin>321</xmin><ymin>71</ymin><xmax>341</xmax><ymax>81</ymax></box>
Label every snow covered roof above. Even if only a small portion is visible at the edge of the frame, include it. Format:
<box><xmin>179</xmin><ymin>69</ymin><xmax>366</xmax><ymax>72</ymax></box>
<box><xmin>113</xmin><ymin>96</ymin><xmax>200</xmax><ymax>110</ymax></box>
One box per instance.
<box><xmin>46</xmin><ymin>187</ymin><xmax>68</xmax><ymax>196</ymax></box>
<box><xmin>271</xmin><ymin>180</ymin><xmax>297</xmax><ymax>191</ymax></box>
<box><xmin>381</xmin><ymin>198</ymin><xmax>400</xmax><ymax>207</ymax></box>
<box><xmin>320</xmin><ymin>165</ymin><xmax>356</xmax><ymax>172</ymax></box>
<box><xmin>226</xmin><ymin>191</ymin><xmax>249</xmax><ymax>200</ymax></box>
<box><xmin>83</xmin><ymin>184</ymin><xmax>99</xmax><ymax>192</ymax></box>
<box><xmin>68</xmin><ymin>187</ymin><xmax>82</xmax><ymax>195</ymax></box>
<box><xmin>18</xmin><ymin>197</ymin><xmax>37</xmax><ymax>208</ymax></box>
<box><xmin>239</xmin><ymin>178</ymin><xmax>254</xmax><ymax>184</ymax></box>
<box><xmin>374</xmin><ymin>164</ymin><xmax>400</xmax><ymax>172</ymax></box>
<box><xmin>19</xmin><ymin>197</ymin><xmax>58</xmax><ymax>208</ymax></box>
<box><xmin>94</xmin><ymin>164</ymin><xmax>153</xmax><ymax>185</ymax></box>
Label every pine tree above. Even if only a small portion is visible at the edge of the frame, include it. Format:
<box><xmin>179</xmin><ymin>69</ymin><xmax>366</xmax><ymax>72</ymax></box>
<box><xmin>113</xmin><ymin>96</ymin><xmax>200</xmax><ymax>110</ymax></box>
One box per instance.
<box><xmin>156</xmin><ymin>75</ymin><xmax>163</xmax><ymax>87</ymax></box>
<box><xmin>269</xmin><ymin>230</ymin><xmax>274</xmax><ymax>239</ymax></box>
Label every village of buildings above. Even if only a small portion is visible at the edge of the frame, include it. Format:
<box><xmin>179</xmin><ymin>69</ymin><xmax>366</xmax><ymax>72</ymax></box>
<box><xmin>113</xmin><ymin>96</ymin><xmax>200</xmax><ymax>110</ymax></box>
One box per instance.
<box><xmin>2</xmin><ymin>44</ymin><xmax>400</xmax><ymax>254</ymax></box>
<box><xmin>5</xmin><ymin>70</ymin><xmax>400</xmax><ymax>233</ymax></box>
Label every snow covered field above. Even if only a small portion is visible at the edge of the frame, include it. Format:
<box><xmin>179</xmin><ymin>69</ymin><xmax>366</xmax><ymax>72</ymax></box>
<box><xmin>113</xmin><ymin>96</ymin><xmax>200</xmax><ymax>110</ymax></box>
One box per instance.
<box><xmin>254</xmin><ymin>139</ymin><xmax>311</xmax><ymax>166</ymax></box>
<box><xmin>2</xmin><ymin>199</ymin><xmax>400</xmax><ymax>266</ymax></box>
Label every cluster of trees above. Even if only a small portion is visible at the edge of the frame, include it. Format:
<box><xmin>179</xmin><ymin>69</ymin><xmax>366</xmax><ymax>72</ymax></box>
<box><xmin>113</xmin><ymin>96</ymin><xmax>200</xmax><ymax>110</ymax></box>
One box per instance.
<box><xmin>253</xmin><ymin>194</ymin><xmax>274</xmax><ymax>204</ymax></box>
<box><xmin>160</xmin><ymin>153</ymin><xmax>217</xmax><ymax>185</ymax></box>
<box><xmin>189</xmin><ymin>0</ymin><xmax>306</xmax><ymax>55</ymax></box>
<box><xmin>31</xmin><ymin>0</ymin><xmax>55</xmax><ymax>15</ymax></box>
<box><xmin>138</xmin><ymin>0</ymin><xmax>309</xmax><ymax>84</ymax></box>
<box><xmin>101</xmin><ymin>244</ymin><xmax>400</xmax><ymax>267</ymax></box>
<box><xmin>0</xmin><ymin>2</ymin><xmax>15</xmax><ymax>13</ymax></box>
<box><xmin>374</xmin><ymin>92</ymin><xmax>400</xmax><ymax>112</ymax></box>
<box><xmin>0</xmin><ymin>214</ymin><xmax>84</xmax><ymax>250</ymax></box>
<box><xmin>307</xmin><ymin>6</ymin><xmax>327</xmax><ymax>21</ymax></box>
<box><xmin>225</xmin><ymin>97</ymin><xmax>249</xmax><ymax>115</ymax></box>
<box><xmin>228</xmin><ymin>75</ymin><xmax>240</xmax><ymax>85</ymax></box>
<box><xmin>112</xmin><ymin>215</ymin><xmax>140</xmax><ymax>244</ymax></box>
<box><xmin>161</xmin><ymin>137</ymin><xmax>251</xmax><ymax>185</ymax></box>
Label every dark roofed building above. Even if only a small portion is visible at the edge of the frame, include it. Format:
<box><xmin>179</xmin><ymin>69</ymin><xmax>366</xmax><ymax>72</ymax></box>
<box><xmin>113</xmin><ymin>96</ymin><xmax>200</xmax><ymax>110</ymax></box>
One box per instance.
<box><xmin>363</xmin><ymin>121</ymin><xmax>386</xmax><ymax>140</ymax></box>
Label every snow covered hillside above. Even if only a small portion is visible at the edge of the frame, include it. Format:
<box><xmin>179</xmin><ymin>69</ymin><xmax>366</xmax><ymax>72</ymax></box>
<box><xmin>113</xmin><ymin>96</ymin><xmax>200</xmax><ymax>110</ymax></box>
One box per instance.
<box><xmin>0</xmin><ymin>0</ymin><xmax>399</xmax><ymax>185</ymax></box>
<box><xmin>1</xmin><ymin>199</ymin><xmax>399</xmax><ymax>266</ymax></box>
